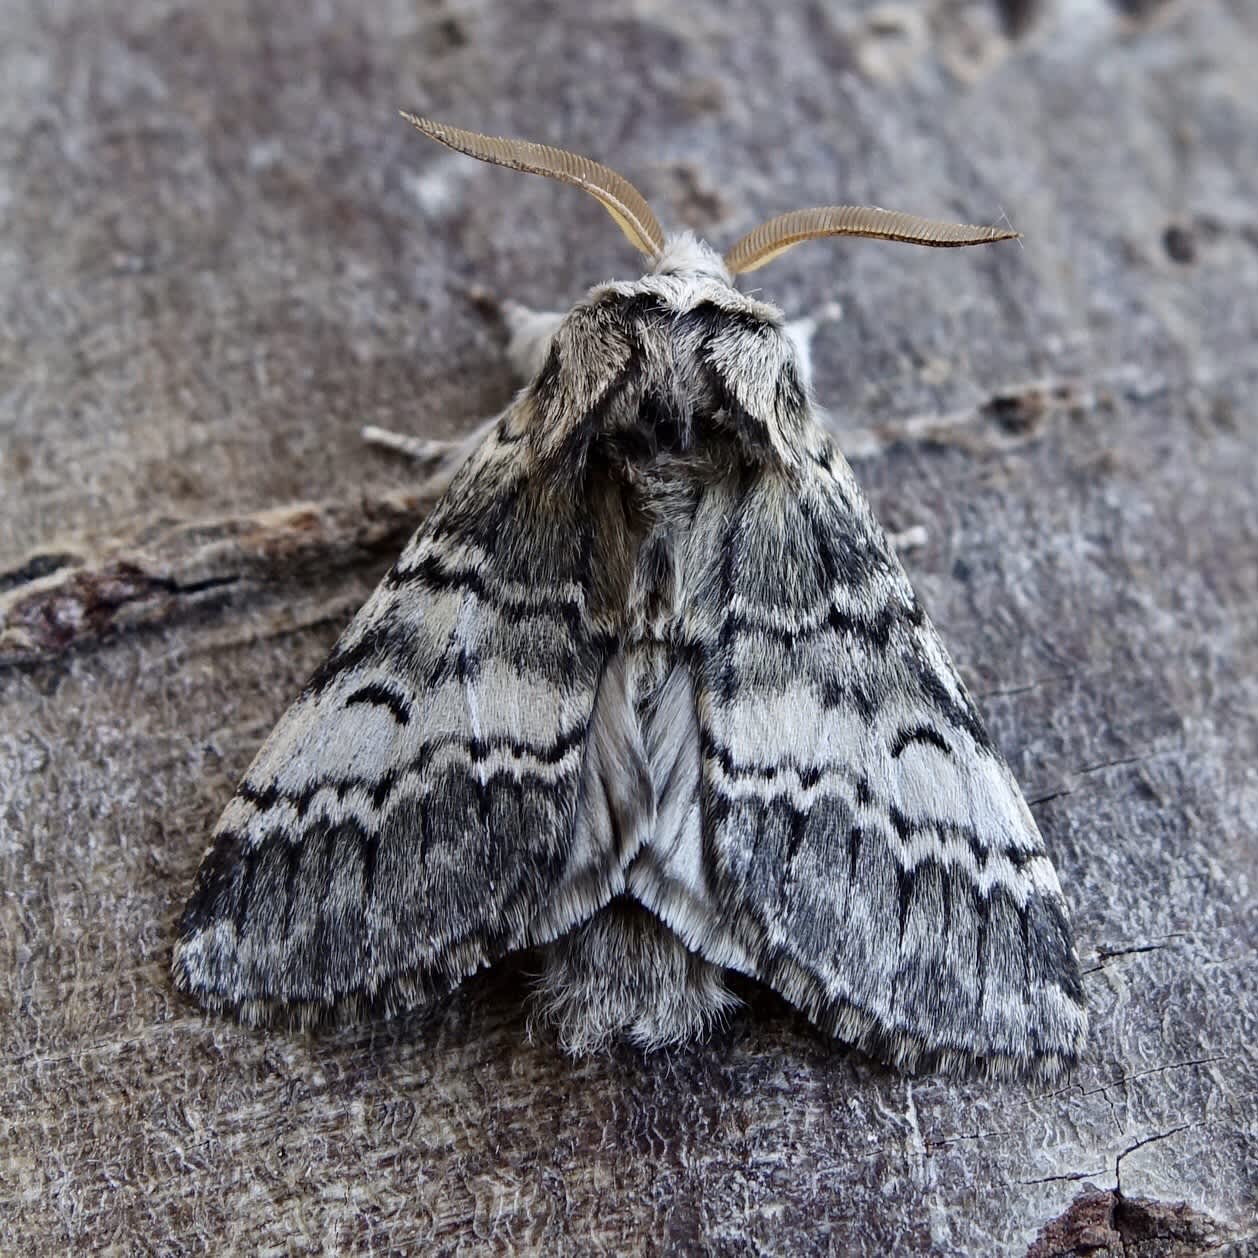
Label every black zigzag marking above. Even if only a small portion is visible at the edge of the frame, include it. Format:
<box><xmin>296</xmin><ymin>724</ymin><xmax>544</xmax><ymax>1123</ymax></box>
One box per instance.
<box><xmin>225</xmin><ymin>724</ymin><xmax>592</xmax><ymax>823</ymax></box>
<box><xmin>385</xmin><ymin>553</ymin><xmax>588</xmax><ymax>634</ymax></box>
<box><xmin>701</xmin><ymin>727</ymin><xmax>1035</xmax><ymax>876</ymax></box>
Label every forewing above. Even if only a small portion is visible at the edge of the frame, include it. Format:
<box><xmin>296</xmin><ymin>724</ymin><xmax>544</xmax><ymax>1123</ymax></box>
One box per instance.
<box><xmin>634</xmin><ymin>436</ymin><xmax>1086</xmax><ymax>1077</ymax></box>
<box><xmin>173</xmin><ymin>420</ymin><xmax>617</xmax><ymax>1022</ymax></box>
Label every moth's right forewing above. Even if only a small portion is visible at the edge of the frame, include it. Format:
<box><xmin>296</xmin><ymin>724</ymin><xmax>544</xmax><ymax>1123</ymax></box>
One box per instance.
<box><xmin>173</xmin><ymin>419</ymin><xmax>619</xmax><ymax>1022</ymax></box>
<box><xmin>634</xmin><ymin>430</ymin><xmax>1086</xmax><ymax>1079</ymax></box>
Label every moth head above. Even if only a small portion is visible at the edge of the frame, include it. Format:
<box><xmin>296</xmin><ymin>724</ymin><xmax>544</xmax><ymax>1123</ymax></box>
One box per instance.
<box><xmin>401</xmin><ymin>114</ymin><xmax>1018</xmax><ymax>277</ymax></box>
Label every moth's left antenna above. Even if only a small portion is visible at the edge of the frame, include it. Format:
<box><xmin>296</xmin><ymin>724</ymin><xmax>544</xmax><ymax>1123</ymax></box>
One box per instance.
<box><xmin>401</xmin><ymin>113</ymin><xmax>666</xmax><ymax>262</ymax></box>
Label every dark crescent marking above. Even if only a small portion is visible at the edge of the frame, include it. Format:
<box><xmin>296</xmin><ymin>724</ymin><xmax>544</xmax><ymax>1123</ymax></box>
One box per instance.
<box><xmin>344</xmin><ymin>682</ymin><xmax>413</xmax><ymax>726</ymax></box>
<box><xmin>890</xmin><ymin>725</ymin><xmax>952</xmax><ymax>759</ymax></box>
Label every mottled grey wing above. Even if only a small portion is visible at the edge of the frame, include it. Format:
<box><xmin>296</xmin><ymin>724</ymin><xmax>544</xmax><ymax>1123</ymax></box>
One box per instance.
<box><xmin>173</xmin><ymin>423</ymin><xmax>618</xmax><ymax>1023</ymax></box>
<box><xmin>633</xmin><ymin>438</ymin><xmax>1086</xmax><ymax>1077</ymax></box>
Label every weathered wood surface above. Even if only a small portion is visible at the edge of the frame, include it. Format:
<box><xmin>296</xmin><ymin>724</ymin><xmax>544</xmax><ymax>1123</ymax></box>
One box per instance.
<box><xmin>2</xmin><ymin>1</ymin><xmax>1255</xmax><ymax>1253</ymax></box>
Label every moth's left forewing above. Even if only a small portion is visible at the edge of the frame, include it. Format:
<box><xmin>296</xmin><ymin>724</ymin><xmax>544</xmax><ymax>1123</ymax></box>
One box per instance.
<box><xmin>631</xmin><ymin>380</ymin><xmax>1086</xmax><ymax>1078</ymax></box>
<box><xmin>174</xmin><ymin>416</ymin><xmax>623</xmax><ymax>1023</ymax></box>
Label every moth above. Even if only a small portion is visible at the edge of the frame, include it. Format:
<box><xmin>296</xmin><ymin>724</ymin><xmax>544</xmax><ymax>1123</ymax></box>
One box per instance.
<box><xmin>173</xmin><ymin>115</ymin><xmax>1086</xmax><ymax>1079</ymax></box>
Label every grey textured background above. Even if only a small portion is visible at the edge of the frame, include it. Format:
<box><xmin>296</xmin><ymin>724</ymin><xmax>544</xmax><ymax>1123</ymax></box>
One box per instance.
<box><xmin>2</xmin><ymin>1</ymin><xmax>1256</xmax><ymax>1253</ymax></box>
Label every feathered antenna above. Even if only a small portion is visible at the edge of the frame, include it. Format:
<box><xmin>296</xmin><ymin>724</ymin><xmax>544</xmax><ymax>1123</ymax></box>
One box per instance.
<box><xmin>402</xmin><ymin>113</ymin><xmax>666</xmax><ymax>261</ymax></box>
<box><xmin>725</xmin><ymin>206</ymin><xmax>1019</xmax><ymax>274</ymax></box>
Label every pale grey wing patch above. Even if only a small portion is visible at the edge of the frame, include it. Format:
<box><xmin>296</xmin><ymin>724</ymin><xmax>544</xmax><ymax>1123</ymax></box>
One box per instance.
<box><xmin>536</xmin><ymin>649</ymin><xmax>739</xmax><ymax>1051</ymax></box>
<box><xmin>654</xmin><ymin>446</ymin><xmax>1085</xmax><ymax>1077</ymax></box>
<box><xmin>529</xmin><ymin>652</ymin><xmax>653</xmax><ymax>942</ymax></box>
<box><xmin>625</xmin><ymin>656</ymin><xmax>758</xmax><ymax>973</ymax></box>
<box><xmin>173</xmin><ymin>424</ymin><xmax>622</xmax><ymax>1024</ymax></box>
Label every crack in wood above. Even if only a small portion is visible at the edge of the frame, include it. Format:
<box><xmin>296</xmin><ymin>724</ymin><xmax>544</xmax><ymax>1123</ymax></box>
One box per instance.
<box><xmin>1017</xmin><ymin>1167</ymin><xmax>1108</xmax><ymax>1187</ymax></box>
<box><xmin>1114</xmin><ymin>1124</ymin><xmax>1196</xmax><ymax>1196</ymax></box>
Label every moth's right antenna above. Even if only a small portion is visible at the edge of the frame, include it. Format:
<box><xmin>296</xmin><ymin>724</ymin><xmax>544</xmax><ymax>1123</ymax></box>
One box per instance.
<box><xmin>725</xmin><ymin>206</ymin><xmax>1020</xmax><ymax>274</ymax></box>
<box><xmin>401</xmin><ymin>113</ymin><xmax>666</xmax><ymax>262</ymax></box>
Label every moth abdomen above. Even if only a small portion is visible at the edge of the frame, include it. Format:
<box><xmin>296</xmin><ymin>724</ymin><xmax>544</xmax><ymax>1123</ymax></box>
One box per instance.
<box><xmin>534</xmin><ymin>898</ymin><xmax>738</xmax><ymax>1054</ymax></box>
